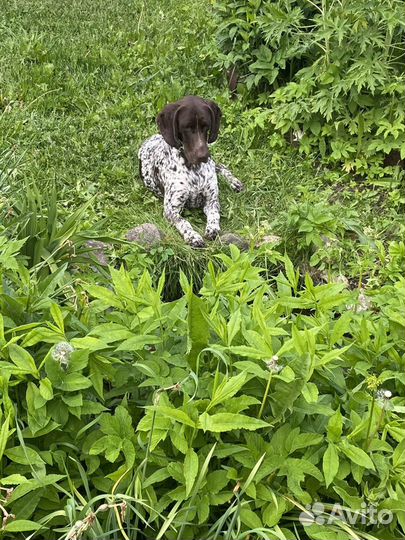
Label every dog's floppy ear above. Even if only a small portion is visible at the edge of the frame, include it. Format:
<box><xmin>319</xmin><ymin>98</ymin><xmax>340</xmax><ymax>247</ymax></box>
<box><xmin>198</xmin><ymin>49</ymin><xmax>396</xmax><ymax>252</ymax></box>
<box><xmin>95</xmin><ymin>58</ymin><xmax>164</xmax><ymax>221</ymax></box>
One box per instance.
<box><xmin>156</xmin><ymin>102</ymin><xmax>182</xmax><ymax>148</ymax></box>
<box><xmin>205</xmin><ymin>99</ymin><xmax>222</xmax><ymax>143</ymax></box>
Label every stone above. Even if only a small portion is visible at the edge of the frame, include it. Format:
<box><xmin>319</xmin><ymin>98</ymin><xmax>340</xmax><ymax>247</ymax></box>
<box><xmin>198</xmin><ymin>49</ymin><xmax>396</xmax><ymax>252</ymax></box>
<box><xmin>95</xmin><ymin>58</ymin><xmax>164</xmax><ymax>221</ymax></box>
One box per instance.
<box><xmin>85</xmin><ymin>240</ymin><xmax>111</xmax><ymax>266</ymax></box>
<box><xmin>219</xmin><ymin>232</ymin><xmax>249</xmax><ymax>251</ymax></box>
<box><xmin>126</xmin><ymin>223</ymin><xmax>164</xmax><ymax>247</ymax></box>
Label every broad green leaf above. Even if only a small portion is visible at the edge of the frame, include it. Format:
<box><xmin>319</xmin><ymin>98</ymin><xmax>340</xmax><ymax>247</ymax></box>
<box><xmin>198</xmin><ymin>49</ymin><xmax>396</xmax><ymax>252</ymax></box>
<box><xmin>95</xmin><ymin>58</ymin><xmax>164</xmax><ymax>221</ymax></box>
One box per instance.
<box><xmin>39</xmin><ymin>378</ymin><xmax>53</xmax><ymax>401</ymax></box>
<box><xmin>0</xmin><ymin>413</ymin><xmax>12</xmax><ymax>462</ymax></box>
<box><xmin>170</xmin><ymin>430</ymin><xmax>188</xmax><ymax>454</ymax></box>
<box><xmin>240</xmin><ymin>507</ymin><xmax>262</xmax><ymax>529</ymax></box>
<box><xmin>323</xmin><ymin>443</ymin><xmax>339</xmax><ymax>487</ymax></box>
<box><xmin>8</xmin><ymin>344</ymin><xmax>38</xmax><ymax>376</ymax></box>
<box><xmin>50</xmin><ymin>303</ymin><xmax>64</xmax><ymax>333</ymax></box>
<box><xmin>339</xmin><ymin>441</ymin><xmax>375</xmax><ymax>470</ymax></box>
<box><xmin>262</xmin><ymin>497</ymin><xmax>286</xmax><ymax>527</ymax></box>
<box><xmin>70</xmin><ymin>337</ymin><xmax>108</xmax><ymax>351</ymax></box>
<box><xmin>327</xmin><ymin>408</ymin><xmax>343</xmax><ymax>442</ymax></box>
<box><xmin>207</xmin><ymin>371</ymin><xmax>247</xmax><ymax>412</ymax></box>
<box><xmin>330</xmin><ymin>312</ymin><xmax>352</xmax><ymax>345</ymax></box>
<box><xmin>4</xmin><ymin>520</ymin><xmax>43</xmax><ymax>532</ymax></box>
<box><xmin>0</xmin><ymin>313</ymin><xmax>4</xmax><ymax>343</ymax></box>
<box><xmin>5</xmin><ymin>446</ymin><xmax>44</xmax><ymax>466</ymax></box>
<box><xmin>61</xmin><ymin>393</ymin><xmax>83</xmax><ymax>407</ymax></box>
<box><xmin>198</xmin><ymin>412</ymin><xmax>269</xmax><ymax>432</ymax></box>
<box><xmin>21</xmin><ymin>327</ymin><xmax>63</xmax><ymax>347</ymax></box>
<box><xmin>143</xmin><ymin>468</ymin><xmax>171</xmax><ymax>488</ymax></box>
<box><xmin>0</xmin><ymin>474</ymin><xmax>27</xmax><ymax>485</ymax></box>
<box><xmin>393</xmin><ymin>438</ymin><xmax>405</xmax><ymax>468</ymax></box>
<box><xmin>197</xmin><ymin>494</ymin><xmax>210</xmax><ymax>524</ymax></box>
<box><xmin>8</xmin><ymin>475</ymin><xmax>65</xmax><ymax>503</ymax></box>
<box><xmin>56</xmin><ymin>373</ymin><xmax>92</xmax><ymax>392</ymax></box>
<box><xmin>227</xmin><ymin>309</ymin><xmax>241</xmax><ymax>345</ymax></box>
<box><xmin>284</xmin><ymin>254</ymin><xmax>298</xmax><ymax>292</ymax></box>
<box><xmin>67</xmin><ymin>349</ymin><xmax>89</xmax><ymax>372</ymax></box>
<box><xmin>90</xmin><ymin>435</ymin><xmax>122</xmax><ymax>459</ymax></box>
<box><xmin>302</xmin><ymin>382</ymin><xmax>319</xmax><ymax>403</ymax></box>
<box><xmin>110</xmin><ymin>266</ymin><xmax>136</xmax><ymax>302</ymax></box>
<box><xmin>148</xmin><ymin>406</ymin><xmax>195</xmax><ymax>428</ymax></box>
<box><xmin>184</xmin><ymin>448</ymin><xmax>199</xmax><ymax>496</ymax></box>
<box><xmin>233</xmin><ymin>360</ymin><xmax>268</xmax><ymax>378</ymax></box>
<box><xmin>315</xmin><ymin>345</ymin><xmax>352</xmax><ymax>367</ymax></box>
<box><xmin>86</xmin><ymin>284</ymin><xmax>123</xmax><ymax>308</ymax></box>
<box><xmin>116</xmin><ymin>334</ymin><xmax>161</xmax><ymax>351</ymax></box>
<box><xmin>187</xmin><ymin>292</ymin><xmax>209</xmax><ymax>371</ymax></box>
<box><xmin>278</xmin><ymin>458</ymin><xmax>323</xmax><ymax>504</ymax></box>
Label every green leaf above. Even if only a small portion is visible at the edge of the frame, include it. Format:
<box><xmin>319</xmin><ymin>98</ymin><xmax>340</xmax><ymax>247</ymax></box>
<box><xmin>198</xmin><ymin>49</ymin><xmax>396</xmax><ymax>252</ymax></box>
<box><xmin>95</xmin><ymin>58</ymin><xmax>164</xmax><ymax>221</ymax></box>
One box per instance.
<box><xmin>240</xmin><ymin>507</ymin><xmax>262</xmax><ymax>529</ymax></box>
<box><xmin>56</xmin><ymin>373</ymin><xmax>92</xmax><ymax>392</ymax></box>
<box><xmin>8</xmin><ymin>475</ymin><xmax>65</xmax><ymax>503</ymax></box>
<box><xmin>21</xmin><ymin>327</ymin><xmax>62</xmax><ymax>347</ymax></box>
<box><xmin>339</xmin><ymin>441</ymin><xmax>375</xmax><ymax>470</ymax></box>
<box><xmin>330</xmin><ymin>312</ymin><xmax>352</xmax><ymax>345</ymax></box>
<box><xmin>184</xmin><ymin>448</ymin><xmax>199</xmax><ymax>497</ymax></box>
<box><xmin>8</xmin><ymin>344</ymin><xmax>38</xmax><ymax>375</ymax></box>
<box><xmin>323</xmin><ymin>443</ymin><xmax>339</xmax><ymax>487</ymax></box>
<box><xmin>170</xmin><ymin>430</ymin><xmax>188</xmax><ymax>454</ymax></box>
<box><xmin>327</xmin><ymin>408</ymin><xmax>343</xmax><ymax>442</ymax></box>
<box><xmin>0</xmin><ymin>413</ymin><xmax>12</xmax><ymax>462</ymax></box>
<box><xmin>227</xmin><ymin>309</ymin><xmax>241</xmax><ymax>345</ymax></box>
<box><xmin>187</xmin><ymin>292</ymin><xmax>209</xmax><ymax>371</ymax></box>
<box><xmin>393</xmin><ymin>438</ymin><xmax>405</xmax><ymax>468</ymax></box>
<box><xmin>301</xmin><ymin>382</ymin><xmax>319</xmax><ymax>403</ymax></box>
<box><xmin>116</xmin><ymin>334</ymin><xmax>161</xmax><ymax>351</ymax></box>
<box><xmin>198</xmin><ymin>412</ymin><xmax>269</xmax><ymax>432</ymax></box>
<box><xmin>262</xmin><ymin>496</ymin><xmax>286</xmax><ymax>527</ymax></box>
<box><xmin>86</xmin><ymin>284</ymin><xmax>123</xmax><ymax>308</ymax></box>
<box><xmin>50</xmin><ymin>303</ymin><xmax>64</xmax><ymax>333</ymax></box>
<box><xmin>207</xmin><ymin>371</ymin><xmax>247</xmax><ymax>412</ymax></box>
<box><xmin>39</xmin><ymin>378</ymin><xmax>53</xmax><ymax>401</ymax></box>
<box><xmin>90</xmin><ymin>435</ymin><xmax>122</xmax><ymax>462</ymax></box>
<box><xmin>150</xmin><ymin>406</ymin><xmax>195</xmax><ymax>428</ymax></box>
<box><xmin>4</xmin><ymin>520</ymin><xmax>43</xmax><ymax>532</ymax></box>
<box><xmin>5</xmin><ymin>446</ymin><xmax>44</xmax><ymax>466</ymax></box>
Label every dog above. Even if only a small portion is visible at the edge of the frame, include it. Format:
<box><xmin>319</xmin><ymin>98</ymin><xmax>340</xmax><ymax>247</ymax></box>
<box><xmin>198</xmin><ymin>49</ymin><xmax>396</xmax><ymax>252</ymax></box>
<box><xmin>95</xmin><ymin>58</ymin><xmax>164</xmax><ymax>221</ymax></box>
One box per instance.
<box><xmin>138</xmin><ymin>96</ymin><xmax>243</xmax><ymax>247</ymax></box>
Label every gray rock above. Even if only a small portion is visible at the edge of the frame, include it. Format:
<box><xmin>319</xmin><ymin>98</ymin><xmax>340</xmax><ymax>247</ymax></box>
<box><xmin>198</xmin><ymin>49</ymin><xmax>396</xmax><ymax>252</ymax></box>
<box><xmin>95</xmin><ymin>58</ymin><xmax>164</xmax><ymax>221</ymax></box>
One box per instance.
<box><xmin>126</xmin><ymin>223</ymin><xmax>165</xmax><ymax>247</ymax></box>
<box><xmin>219</xmin><ymin>233</ymin><xmax>249</xmax><ymax>251</ymax></box>
<box><xmin>85</xmin><ymin>240</ymin><xmax>111</xmax><ymax>266</ymax></box>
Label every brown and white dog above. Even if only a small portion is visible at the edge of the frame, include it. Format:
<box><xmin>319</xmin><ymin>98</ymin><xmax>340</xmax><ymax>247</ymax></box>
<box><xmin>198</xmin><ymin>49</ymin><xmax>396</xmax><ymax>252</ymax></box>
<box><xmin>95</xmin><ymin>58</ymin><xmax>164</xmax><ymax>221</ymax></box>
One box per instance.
<box><xmin>138</xmin><ymin>96</ymin><xmax>243</xmax><ymax>247</ymax></box>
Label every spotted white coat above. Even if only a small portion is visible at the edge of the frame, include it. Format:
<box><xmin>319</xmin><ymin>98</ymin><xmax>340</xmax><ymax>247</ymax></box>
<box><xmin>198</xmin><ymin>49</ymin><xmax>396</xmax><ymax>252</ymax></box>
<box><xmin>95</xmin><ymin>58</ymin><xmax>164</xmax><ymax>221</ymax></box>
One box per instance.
<box><xmin>138</xmin><ymin>134</ymin><xmax>243</xmax><ymax>247</ymax></box>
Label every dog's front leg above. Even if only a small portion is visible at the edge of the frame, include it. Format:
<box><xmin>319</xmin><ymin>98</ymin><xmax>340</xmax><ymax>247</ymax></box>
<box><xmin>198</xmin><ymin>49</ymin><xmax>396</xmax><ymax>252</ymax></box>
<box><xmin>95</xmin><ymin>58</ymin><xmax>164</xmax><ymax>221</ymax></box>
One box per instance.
<box><xmin>204</xmin><ymin>192</ymin><xmax>221</xmax><ymax>240</ymax></box>
<box><xmin>164</xmin><ymin>194</ymin><xmax>205</xmax><ymax>248</ymax></box>
<box><xmin>215</xmin><ymin>163</ymin><xmax>244</xmax><ymax>192</ymax></box>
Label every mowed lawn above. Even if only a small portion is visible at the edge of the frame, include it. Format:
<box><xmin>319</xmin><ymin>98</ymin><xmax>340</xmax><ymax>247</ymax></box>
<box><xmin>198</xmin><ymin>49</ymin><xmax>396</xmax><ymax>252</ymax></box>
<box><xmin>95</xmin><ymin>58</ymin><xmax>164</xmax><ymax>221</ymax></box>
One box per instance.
<box><xmin>0</xmin><ymin>0</ymin><xmax>324</xmax><ymax>246</ymax></box>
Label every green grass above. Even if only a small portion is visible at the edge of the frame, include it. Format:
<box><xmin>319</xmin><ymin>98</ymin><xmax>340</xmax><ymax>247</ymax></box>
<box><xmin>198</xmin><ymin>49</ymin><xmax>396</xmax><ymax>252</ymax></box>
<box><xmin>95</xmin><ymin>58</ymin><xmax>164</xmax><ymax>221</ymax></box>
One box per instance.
<box><xmin>0</xmin><ymin>0</ymin><xmax>403</xmax><ymax>286</ymax></box>
<box><xmin>0</xmin><ymin>0</ymin><xmax>317</xmax><ymax>233</ymax></box>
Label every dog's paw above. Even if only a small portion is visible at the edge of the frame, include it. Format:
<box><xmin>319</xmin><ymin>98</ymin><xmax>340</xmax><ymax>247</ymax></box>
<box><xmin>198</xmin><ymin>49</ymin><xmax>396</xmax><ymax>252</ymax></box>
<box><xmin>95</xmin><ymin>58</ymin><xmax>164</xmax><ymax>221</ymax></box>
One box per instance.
<box><xmin>232</xmin><ymin>179</ymin><xmax>244</xmax><ymax>192</ymax></box>
<box><xmin>205</xmin><ymin>227</ymin><xmax>220</xmax><ymax>241</ymax></box>
<box><xmin>186</xmin><ymin>232</ymin><xmax>206</xmax><ymax>248</ymax></box>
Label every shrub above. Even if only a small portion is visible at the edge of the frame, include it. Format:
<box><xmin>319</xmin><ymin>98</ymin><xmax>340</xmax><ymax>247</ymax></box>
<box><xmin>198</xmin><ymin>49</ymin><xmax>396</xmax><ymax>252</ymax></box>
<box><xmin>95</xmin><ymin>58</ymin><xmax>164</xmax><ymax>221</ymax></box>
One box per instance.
<box><xmin>214</xmin><ymin>0</ymin><xmax>405</xmax><ymax>180</ymax></box>
<box><xmin>0</xmin><ymin>238</ymin><xmax>404</xmax><ymax>539</ymax></box>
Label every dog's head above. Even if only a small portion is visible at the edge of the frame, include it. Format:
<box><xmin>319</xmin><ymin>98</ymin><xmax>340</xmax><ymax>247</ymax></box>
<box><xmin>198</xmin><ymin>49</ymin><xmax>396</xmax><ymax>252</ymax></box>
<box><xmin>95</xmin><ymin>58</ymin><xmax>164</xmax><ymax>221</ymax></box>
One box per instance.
<box><xmin>156</xmin><ymin>96</ymin><xmax>221</xmax><ymax>166</ymax></box>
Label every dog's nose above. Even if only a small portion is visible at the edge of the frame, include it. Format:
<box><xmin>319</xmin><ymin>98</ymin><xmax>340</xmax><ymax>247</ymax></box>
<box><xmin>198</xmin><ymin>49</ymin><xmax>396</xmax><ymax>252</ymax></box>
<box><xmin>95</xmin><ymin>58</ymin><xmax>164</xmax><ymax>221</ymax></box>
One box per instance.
<box><xmin>197</xmin><ymin>153</ymin><xmax>209</xmax><ymax>163</ymax></box>
<box><xmin>194</xmin><ymin>145</ymin><xmax>209</xmax><ymax>163</ymax></box>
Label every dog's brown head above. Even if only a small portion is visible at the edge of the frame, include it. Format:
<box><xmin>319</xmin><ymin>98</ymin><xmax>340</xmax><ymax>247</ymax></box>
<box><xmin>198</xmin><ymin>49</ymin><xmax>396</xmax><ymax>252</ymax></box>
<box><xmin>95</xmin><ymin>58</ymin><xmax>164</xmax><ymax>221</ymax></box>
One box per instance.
<box><xmin>156</xmin><ymin>96</ymin><xmax>221</xmax><ymax>166</ymax></box>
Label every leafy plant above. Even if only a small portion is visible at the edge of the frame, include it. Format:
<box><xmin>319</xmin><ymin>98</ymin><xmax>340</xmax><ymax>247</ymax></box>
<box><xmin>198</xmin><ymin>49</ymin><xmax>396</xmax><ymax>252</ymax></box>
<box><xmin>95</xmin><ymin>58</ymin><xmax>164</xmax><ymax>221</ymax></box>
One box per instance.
<box><xmin>1</xmin><ymin>238</ymin><xmax>404</xmax><ymax>539</ymax></box>
<box><xmin>214</xmin><ymin>0</ymin><xmax>405</xmax><ymax>180</ymax></box>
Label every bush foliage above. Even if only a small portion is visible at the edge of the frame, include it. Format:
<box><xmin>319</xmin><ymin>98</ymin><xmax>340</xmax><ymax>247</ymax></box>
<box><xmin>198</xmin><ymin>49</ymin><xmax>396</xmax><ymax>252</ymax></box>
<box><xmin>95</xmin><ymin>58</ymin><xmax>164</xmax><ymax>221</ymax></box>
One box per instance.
<box><xmin>214</xmin><ymin>0</ymin><xmax>405</xmax><ymax>179</ymax></box>
<box><xmin>1</xmin><ymin>234</ymin><xmax>404</xmax><ymax>539</ymax></box>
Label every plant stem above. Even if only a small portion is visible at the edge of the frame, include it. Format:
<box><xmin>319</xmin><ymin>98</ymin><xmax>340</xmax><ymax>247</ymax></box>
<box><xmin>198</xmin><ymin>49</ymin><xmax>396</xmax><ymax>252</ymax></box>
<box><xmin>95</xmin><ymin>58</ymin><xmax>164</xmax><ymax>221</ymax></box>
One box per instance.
<box><xmin>258</xmin><ymin>372</ymin><xmax>272</xmax><ymax>419</ymax></box>
<box><xmin>365</xmin><ymin>394</ymin><xmax>375</xmax><ymax>449</ymax></box>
